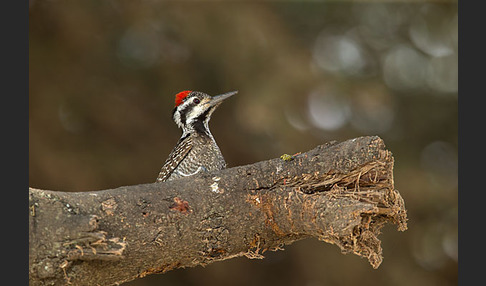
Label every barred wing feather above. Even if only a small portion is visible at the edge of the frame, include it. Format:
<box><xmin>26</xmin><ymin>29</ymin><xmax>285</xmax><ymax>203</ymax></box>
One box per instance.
<box><xmin>156</xmin><ymin>136</ymin><xmax>193</xmax><ymax>182</ymax></box>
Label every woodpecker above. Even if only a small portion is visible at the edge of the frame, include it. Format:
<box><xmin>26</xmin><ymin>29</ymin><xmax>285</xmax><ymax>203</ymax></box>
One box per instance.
<box><xmin>156</xmin><ymin>90</ymin><xmax>237</xmax><ymax>182</ymax></box>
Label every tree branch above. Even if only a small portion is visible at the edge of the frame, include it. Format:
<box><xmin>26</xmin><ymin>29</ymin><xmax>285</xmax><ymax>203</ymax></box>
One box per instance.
<box><xmin>29</xmin><ymin>136</ymin><xmax>408</xmax><ymax>286</ymax></box>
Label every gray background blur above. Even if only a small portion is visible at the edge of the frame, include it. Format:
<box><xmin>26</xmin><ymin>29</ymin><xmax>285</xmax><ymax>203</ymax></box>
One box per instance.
<box><xmin>29</xmin><ymin>1</ymin><xmax>457</xmax><ymax>286</ymax></box>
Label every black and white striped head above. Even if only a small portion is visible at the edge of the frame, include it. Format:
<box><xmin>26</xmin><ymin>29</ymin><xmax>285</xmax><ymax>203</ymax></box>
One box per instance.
<box><xmin>172</xmin><ymin>90</ymin><xmax>237</xmax><ymax>136</ymax></box>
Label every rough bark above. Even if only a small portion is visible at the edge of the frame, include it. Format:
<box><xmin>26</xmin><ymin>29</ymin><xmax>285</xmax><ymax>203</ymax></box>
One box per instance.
<box><xmin>29</xmin><ymin>136</ymin><xmax>408</xmax><ymax>286</ymax></box>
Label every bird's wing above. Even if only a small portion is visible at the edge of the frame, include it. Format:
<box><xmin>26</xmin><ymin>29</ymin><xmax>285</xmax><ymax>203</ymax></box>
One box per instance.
<box><xmin>156</xmin><ymin>135</ymin><xmax>193</xmax><ymax>182</ymax></box>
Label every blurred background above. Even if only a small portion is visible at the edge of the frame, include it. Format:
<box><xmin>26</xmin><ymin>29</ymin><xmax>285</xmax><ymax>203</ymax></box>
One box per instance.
<box><xmin>29</xmin><ymin>1</ymin><xmax>457</xmax><ymax>285</ymax></box>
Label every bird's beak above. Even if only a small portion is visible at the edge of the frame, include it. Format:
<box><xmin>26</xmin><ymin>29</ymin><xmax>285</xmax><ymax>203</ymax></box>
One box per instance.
<box><xmin>209</xmin><ymin>91</ymin><xmax>238</xmax><ymax>107</ymax></box>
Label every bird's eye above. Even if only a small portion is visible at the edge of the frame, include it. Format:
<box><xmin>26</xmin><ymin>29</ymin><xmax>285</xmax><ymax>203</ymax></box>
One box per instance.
<box><xmin>193</xmin><ymin>98</ymin><xmax>200</xmax><ymax>104</ymax></box>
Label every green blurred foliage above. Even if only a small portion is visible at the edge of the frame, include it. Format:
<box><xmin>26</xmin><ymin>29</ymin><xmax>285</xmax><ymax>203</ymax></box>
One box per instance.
<box><xmin>29</xmin><ymin>1</ymin><xmax>457</xmax><ymax>286</ymax></box>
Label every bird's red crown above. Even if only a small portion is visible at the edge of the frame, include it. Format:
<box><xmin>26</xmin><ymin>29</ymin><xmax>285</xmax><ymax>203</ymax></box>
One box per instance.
<box><xmin>175</xmin><ymin>90</ymin><xmax>191</xmax><ymax>107</ymax></box>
